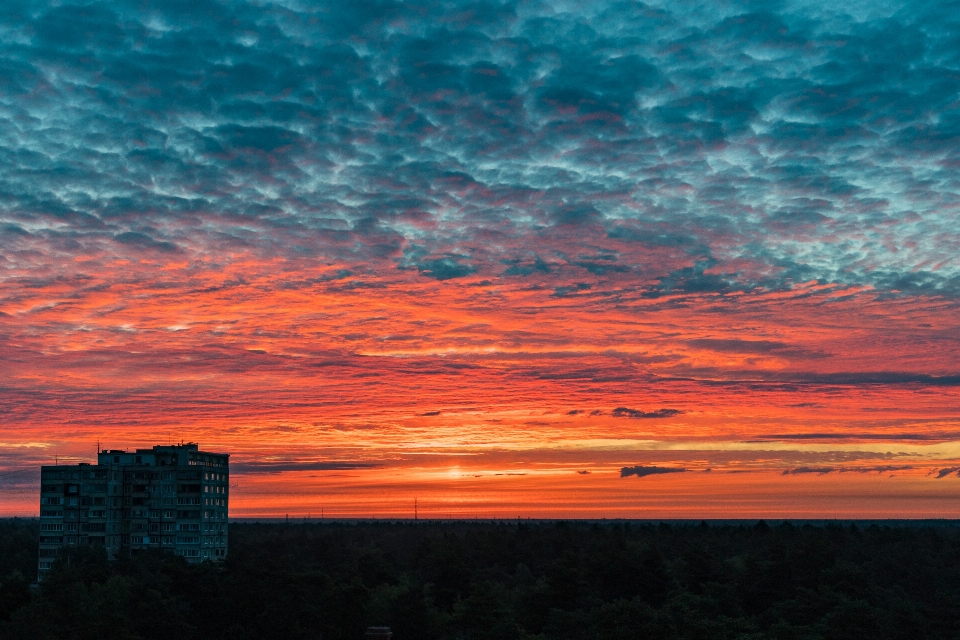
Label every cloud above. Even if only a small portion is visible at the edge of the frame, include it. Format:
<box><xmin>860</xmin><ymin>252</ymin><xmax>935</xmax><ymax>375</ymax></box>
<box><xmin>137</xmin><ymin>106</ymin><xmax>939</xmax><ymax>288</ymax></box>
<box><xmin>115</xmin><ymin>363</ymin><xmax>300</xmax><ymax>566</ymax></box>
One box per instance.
<box><xmin>0</xmin><ymin>0</ymin><xmax>956</xmax><ymax>295</ymax></box>
<box><xmin>415</xmin><ymin>258</ymin><xmax>476</xmax><ymax>281</ymax></box>
<box><xmin>782</xmin><ymin>467</ymin><xmax>835</xmax><ymax>475</ymax></box>
<box><xmin>783</xmin><ymin>465</ymin><xmax>915</xmax><ymax>475</ymax></box>
<box><xmin>114</xmin><ymin>232</ymin><xmax>180</xmax><ymax>253</ymax></box>
<box><xmin>687</xmin><ymin>339</ymin><xmax>829</xmax><ymax>359</ymax></box>
<box><xmin>846</xmin><ymin>466</ymin><xmax>914</xmax><ymax>474</ymax></box>
<box><xmin>621</xmin><ymin>466</ymin><xmax>688</xmax><ymax>478</ymax></box>
<box><xmin>612</xmin><ymin>407</ymin><xmax>682</xmax><ymax>419</ymax></box>
<box><xmin>231</xmin><ymin>461</ymin><xmax>382</xmax><ymax>474</ymax></box>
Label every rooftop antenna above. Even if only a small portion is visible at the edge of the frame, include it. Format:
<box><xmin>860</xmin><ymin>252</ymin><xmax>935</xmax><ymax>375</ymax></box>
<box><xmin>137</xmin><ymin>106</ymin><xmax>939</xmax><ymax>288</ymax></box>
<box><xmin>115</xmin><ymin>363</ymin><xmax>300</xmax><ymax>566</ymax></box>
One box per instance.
<box><xmin>97</xmin><ymin>438</ymin><xmax>100</xmax><ymax>454</ymax></box>
<box><xmin>415</xmin><ymin>498</ymin><xmax>418</xmax><ymax>521</ymax></box>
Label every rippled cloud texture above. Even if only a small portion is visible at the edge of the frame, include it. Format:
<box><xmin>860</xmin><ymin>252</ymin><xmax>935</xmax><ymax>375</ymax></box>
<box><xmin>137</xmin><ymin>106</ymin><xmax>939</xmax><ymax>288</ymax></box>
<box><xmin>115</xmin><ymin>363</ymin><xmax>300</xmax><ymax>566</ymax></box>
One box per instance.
<box><xmin>2</xmin><ymin>0</ymin><xmax>960</xmax><ymax>517</ymax></box>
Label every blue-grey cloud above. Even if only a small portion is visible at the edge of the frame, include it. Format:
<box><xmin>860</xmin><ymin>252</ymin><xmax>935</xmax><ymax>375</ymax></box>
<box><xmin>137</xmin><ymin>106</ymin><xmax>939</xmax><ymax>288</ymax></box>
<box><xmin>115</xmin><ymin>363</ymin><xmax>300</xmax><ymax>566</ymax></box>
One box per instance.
<box><xmin>612</xmin><ymin>407</ymin><xmax>682</xmax><ymax>419</ymax></box>
<box><xmin>232</xmin><ymin>460</ymin><xmax>382</xmax><ymax>474</ymax></box>
<box><xmin>1</xmin><ymin>0</ymin><xmax>959</xmax><ymax>292</ymax></box>
<box><xmin>782</xmin><ymin>465</ymin><xmax>914</xmax><ymax>475</ymax></box>
<box><xmin>621</xmin><ymin>465</ymin><xmax>688</xmax><ymax>478</ymax></box>
<box><xmin>687</xmin><ymin>339</ymin><xmax>828</xmax><ymax>359</ymax></box>
<box><xmin>782</xmin><ymin>466</ymin><xmax>834</xmax><ymax>475</ymax></box>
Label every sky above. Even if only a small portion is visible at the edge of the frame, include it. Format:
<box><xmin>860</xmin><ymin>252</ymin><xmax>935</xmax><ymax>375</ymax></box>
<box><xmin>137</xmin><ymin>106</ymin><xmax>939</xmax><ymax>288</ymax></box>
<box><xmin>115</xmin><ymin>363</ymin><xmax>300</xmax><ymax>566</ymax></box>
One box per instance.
<box><xmin>2</xmin><ymin>0</ymin><xmax>960</xmax><ymax>518</ymax></box>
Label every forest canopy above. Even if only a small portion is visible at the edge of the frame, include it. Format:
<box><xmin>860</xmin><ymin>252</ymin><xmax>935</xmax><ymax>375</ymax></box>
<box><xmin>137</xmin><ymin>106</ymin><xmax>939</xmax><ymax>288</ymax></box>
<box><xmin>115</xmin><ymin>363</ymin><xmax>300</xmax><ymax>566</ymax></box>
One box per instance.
<box><xmin>1</xmin><ymin>518</ymin><xmax>959</xmax><ymax>639</ymax></box>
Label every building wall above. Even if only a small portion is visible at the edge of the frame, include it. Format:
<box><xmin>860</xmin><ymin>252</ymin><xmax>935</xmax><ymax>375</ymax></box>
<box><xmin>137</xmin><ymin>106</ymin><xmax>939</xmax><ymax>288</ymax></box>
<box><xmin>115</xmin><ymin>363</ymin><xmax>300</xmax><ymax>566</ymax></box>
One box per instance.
<box><xmin>38</xmin><ymin>444</ymin><xmax>229</xmax><ymax>579</ymax></box>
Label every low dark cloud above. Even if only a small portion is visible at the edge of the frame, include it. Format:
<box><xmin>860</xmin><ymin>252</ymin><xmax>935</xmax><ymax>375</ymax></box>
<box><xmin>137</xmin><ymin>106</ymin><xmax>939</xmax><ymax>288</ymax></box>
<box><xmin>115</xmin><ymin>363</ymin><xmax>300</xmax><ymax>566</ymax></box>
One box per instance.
<box><xmin>687</xmin><ymin>339</ymin><xmax>829</xmax><ymax>360</ymax></box>
<box><xmin>621</xmin><ymin>466</ymin><xmax>688</xmax><ymax>478</ymax></box>
<box><xmin>782</xmin><ymin>467</ymin><xmax>835</xmax><ymax>475</ymax></box>
<box><xmin>848</xmin><ymin>466</ymin><xmax>915</xmax><ymax>474</ymax></box>
<box><xmin>231</xmin><ymin>461</ymin><xmax>381</xmax><ymax>474</ymax></box>
<box><xmin>612</xmin><ymin>407</ymin><xmax>683</xmax><ymax>419</ymax></box>
<box><xmin>783</xmin><ymin>465</ymin><xmax>914</xmax><ymax>475</ymax></box>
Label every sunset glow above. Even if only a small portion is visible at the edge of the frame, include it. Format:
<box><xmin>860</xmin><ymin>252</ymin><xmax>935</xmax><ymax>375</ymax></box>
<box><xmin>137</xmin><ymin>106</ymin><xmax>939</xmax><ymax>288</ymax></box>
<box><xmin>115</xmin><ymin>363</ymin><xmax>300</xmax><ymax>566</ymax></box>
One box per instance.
<box><xmin>2</xmin><ymin>0</ymin><xmax>959</xmax><ymax>517</ymax></box>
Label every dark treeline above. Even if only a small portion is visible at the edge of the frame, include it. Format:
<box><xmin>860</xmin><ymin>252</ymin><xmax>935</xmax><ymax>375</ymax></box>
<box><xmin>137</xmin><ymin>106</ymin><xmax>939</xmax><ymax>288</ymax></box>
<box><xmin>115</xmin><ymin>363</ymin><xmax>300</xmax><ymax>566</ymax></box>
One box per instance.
<box><xmin>3</xmin><ymin>518</ymin><xmax>960</xmax><ymax>639</ymax></box>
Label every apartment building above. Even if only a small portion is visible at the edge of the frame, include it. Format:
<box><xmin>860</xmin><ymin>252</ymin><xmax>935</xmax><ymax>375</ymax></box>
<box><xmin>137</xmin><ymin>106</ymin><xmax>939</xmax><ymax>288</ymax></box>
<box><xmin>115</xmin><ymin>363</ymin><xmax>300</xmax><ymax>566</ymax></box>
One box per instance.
<box><xmin>38</xmin><ymin>443</ymin><xmax>228</xmax><ymax>578</ymax></box>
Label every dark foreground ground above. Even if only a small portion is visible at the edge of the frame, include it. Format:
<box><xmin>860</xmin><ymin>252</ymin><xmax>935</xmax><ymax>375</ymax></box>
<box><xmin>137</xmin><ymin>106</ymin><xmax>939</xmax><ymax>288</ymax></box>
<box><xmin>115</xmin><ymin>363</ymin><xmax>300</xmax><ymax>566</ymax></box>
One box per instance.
<box><xmin>2</xmin><ymin>518</ymin><xmax>960</xmax><ymax>640</ymax></box>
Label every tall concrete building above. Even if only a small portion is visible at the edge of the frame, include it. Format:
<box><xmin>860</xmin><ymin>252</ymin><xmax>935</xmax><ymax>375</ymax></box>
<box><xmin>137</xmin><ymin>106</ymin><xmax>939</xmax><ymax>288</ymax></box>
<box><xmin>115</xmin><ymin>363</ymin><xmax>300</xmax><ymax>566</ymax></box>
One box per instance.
<box><xmin>38</xmin><ymin>443</ymin><xmax>228</xmax><ymax>578</ymax></box>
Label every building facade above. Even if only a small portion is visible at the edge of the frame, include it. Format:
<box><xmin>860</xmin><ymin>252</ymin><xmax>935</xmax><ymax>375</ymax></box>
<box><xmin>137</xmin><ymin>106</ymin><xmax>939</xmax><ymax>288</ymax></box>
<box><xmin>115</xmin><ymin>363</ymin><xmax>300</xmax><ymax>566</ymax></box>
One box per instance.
<box><xmin>38</xmin><ymin>443</ymin><xmax>228</xmax><ymax>578</ymax></box>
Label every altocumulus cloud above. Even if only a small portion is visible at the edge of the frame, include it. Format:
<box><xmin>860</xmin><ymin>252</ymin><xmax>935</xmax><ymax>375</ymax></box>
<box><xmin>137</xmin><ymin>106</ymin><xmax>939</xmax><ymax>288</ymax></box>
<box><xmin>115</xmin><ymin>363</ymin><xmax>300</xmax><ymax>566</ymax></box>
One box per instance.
<box><xmin>0</xmin><ymin>0</ymin><xmax>958</xmax><ymax>294</ymax></box>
